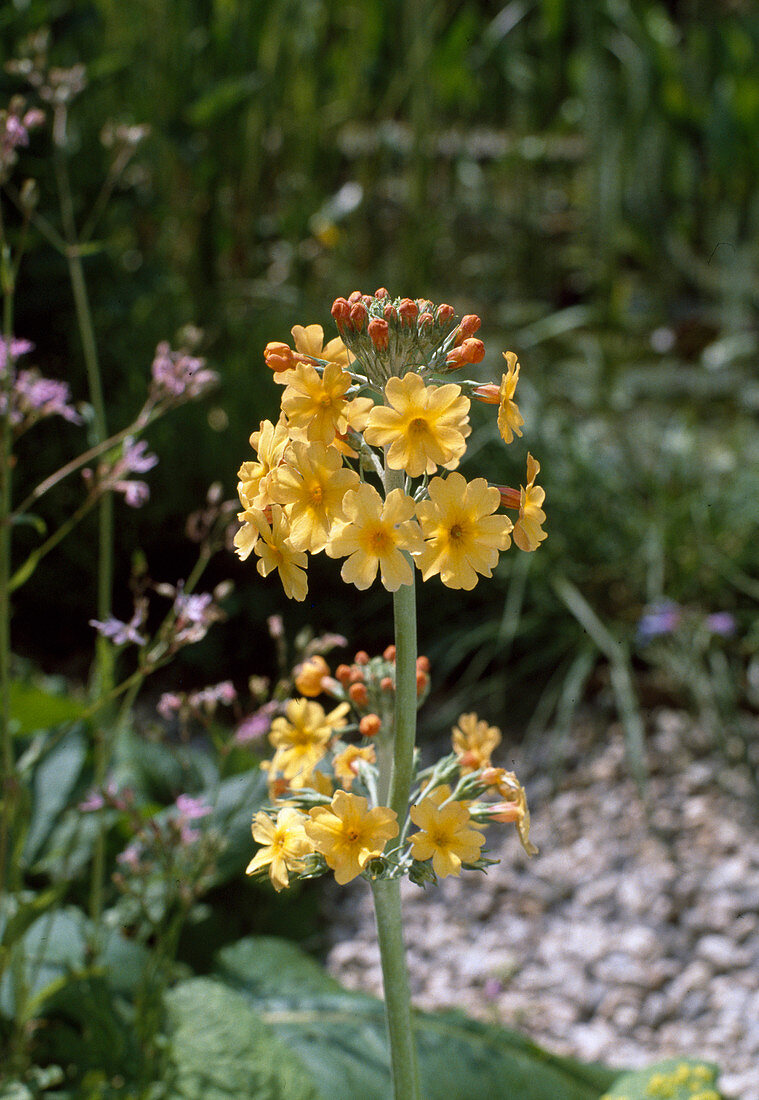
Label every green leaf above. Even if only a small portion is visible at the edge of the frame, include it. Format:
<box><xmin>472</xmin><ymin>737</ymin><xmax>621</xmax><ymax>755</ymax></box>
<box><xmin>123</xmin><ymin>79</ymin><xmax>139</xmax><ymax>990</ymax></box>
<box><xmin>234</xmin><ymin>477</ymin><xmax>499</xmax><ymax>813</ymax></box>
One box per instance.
<box><xmin>9</xmin><ymin>681</ymin><xmax>88</xmax><ymax>736</ymax></box>
<box><xmin>208</xmin><ymin>768</ymin><xmax>268</xmax><ymax>882</ymax></box>
<box><xmin>185</xmin><ymin>74</ymin><xmax>264</xmax><ymax>126</ymax></box>
<box><xmin>604</xmin><ymin>1058</ymin><xmax>724</xmax><ymax>1098</ymax></box>
<box><xmin>163</xmin><ymin>978</ymin><xmax>323</xmax><ymax>1100</ymax></box>
<box><xmin>209</xmin><ymin>936</ymin><xmax>618</xmax><ymax>1100</ymax></box>
<box><xmin>22</xmin><ymin>731</ymin><xmax>87</xmax><ymax>865</ymax></box>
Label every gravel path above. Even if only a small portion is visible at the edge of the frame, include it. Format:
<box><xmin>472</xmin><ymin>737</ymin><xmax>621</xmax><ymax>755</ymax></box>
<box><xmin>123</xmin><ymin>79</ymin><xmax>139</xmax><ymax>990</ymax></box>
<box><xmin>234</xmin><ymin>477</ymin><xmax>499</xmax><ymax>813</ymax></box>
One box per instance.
<box><xmin>323</xmin><ymin>710</ymin><xmax>759</xmax><ymax>1099</ymax></box>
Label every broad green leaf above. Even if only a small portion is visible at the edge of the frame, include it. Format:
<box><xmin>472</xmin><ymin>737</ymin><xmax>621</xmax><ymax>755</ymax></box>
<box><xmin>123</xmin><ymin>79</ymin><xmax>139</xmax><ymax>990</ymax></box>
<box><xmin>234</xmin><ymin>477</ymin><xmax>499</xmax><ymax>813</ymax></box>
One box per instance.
<box><xmin>9</xmin><ymin>681</ymin><xmax>87</xmax><ymax>736</ymax></box>
<box><xmin>185</xmin><ymin>74</ymin><xmax>263</xmax><ymax>126</ymax></box>
<box><xmin>163</xmin><ymin>978</ymin><xmax>322</xmax><ymax>1100</ymax></box>
<box><xmin>208</xmin><ymin>768</ymin><xmax>268</xmax><ymax>882</ymax></box>
<box><xmin>211</xmin><ymin>936</ymin><xmax>618</xmax><ymax>1100</ymax></box>
<box><xmin>604</xmin><ymin>1058</ymin><xmax>724</xmax><ymax>1099</ymax></box>
<box><xmin>0</xmin><ymin>885</ymin><xmax>67</xmax><ymax>952</ymax></box>
<box><xmin>22</xmin><ymin>731</ymin><xmax>87</xmax><ymax>865</ymax></box>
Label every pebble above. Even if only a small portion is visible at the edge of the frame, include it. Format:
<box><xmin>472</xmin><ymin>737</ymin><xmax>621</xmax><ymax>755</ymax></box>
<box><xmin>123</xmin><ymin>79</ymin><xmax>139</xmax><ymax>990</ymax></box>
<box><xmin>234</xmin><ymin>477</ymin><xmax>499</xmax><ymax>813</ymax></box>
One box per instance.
<box><xmin>323</xmin><ymin>710</ymin><xmax>759</xmax><ymax>1099</ymax></box>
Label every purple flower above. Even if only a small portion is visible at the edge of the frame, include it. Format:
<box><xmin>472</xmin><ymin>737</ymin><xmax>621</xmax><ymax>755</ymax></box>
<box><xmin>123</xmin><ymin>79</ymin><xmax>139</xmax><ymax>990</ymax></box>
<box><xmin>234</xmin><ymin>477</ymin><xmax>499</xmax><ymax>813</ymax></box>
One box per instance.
<box><xmin>0</xmin><ymin>336</ymin><xmax>34</xmax><ymax>371</ymax></box>
<box><xmin>79</xmin><ymin>790</ymin><xmax>105</xmax><ymax>812</ymax></box>
<box><xmin>150</xmin><ymin>341</ymin><xmax>218</xmax><ymax>405</ymax></box>
<box><xmin>175</xmin><ymin>794</ymin><xmax>212</xmax><ymax>820</ymax></box>
<box><xmin>117</xmin><ymin>479</ymin><xmax>150</xmax><ymax>508</ymax></box>
<box><xmin>706</xmin><ymin>612</ymin><xmax>736</xmax><ymax>637</ymax></box>
<box><xmin>637</xmin><ymin>601</ymin><xmax>682</xmax><ymax>642</ymax></box>
<box><xmin>157</xmin><ymin>692</ymin><xmax>183</xmax><ymax>720</ymax></box>
<box><xmin>234</xmin><ymin>701</ymin><xmax>278</xmax><ymax>745</ymax></box>
<box><xmin>116</xmin><ymin>843</ymin><xmax>142</xmax><ymax>870</ymax></box>
<box><xmin>90</xmin><ymin>602</ymin><xmax>147</xmax><ymax>647</ymax></box>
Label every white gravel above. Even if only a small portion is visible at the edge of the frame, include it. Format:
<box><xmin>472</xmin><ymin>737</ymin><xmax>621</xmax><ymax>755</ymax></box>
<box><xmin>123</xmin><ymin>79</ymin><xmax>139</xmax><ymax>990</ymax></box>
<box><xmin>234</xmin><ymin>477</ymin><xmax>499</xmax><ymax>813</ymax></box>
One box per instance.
<box><xmin>323</xmin><ymin>710</ymin><xmax>759</xmax><ymax>1100</ymax></box>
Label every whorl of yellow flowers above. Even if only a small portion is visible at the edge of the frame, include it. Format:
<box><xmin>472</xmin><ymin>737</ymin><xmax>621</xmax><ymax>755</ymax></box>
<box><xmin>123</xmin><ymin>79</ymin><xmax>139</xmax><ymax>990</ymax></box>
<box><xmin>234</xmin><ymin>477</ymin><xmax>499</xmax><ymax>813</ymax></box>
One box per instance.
<box><xmin>235</xmin><ymin>290</ymin><xmax>546</xmax><ymax>602</ymax></box>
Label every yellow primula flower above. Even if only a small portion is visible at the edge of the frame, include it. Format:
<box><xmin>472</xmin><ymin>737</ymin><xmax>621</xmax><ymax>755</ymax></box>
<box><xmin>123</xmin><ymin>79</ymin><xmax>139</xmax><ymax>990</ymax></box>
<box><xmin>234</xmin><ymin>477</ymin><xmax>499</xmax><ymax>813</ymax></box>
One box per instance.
<box><xmin>291</xmin><ymin>323</ymin><xmax>353</xmax><ymax>370</ymax></box>
<box><xmin>364</xmin><ymin>372</ymin><xmax>471</xmax><ymax>477</ymax></box>
<box><xmin>269</xmin><ymin>440</ymin><xmax>359</xmax><ymax>553</ymax></box>
<box><xmin>237</xmin><ymin>416</ymin><xmax>290</xmax><ymax>510</ymax></box>
<box><xmin>293</xmin><ymin>655</ymin><xmax>330</xmax><ymax>698</ymax></box>
<box><xmin>233</xmin><ymin>507</ymin><xmax>261</xmax><ymax>561</ymax></box>
<box><xmin>268</xmin><ymin>698</ymin><xmax>350</xmax><ymax>782</ymax></box>
<box><xmin>326</xmin><ymin>484</ymin><xmax>423</xmax><ymax>591</ymax></box>
<box><xmin>305</xmin><ymin>790</ymin><xmax>398</xmax><ymax>885</ymax></box>
<box><xmin>452</xmin><ymin>712</ymin><xmax>502</xmax><ymax>771</ymax></box>
<box><xmin>415</xmin><ymin>473</ymin><xmax>513</xmax><ymax>590</ymax></box>
<box><xmin>409</xmin><ymin>785</ymin><xmax>486</xmax><ymax>878</ymax></box>
<box><xmin>497</xmin><ymin>352</ymin><xmax>525</xmax><ymax>445</ymax></box>
<box><xmin>246</xmin><ymin>807</ymin><xmax>313</xmax><ymax>892</ymax></box>
<box><xmin>281</xmin><ymin>361</ymin><xmax>369</xmax><ymax>446</ymax></box>
<box><xmin>332</xmin><ymin>743</ymin><xmax>377</xmax><ymax>790</ymax></box>
<box><xmin>513</xmin><ymin>453</ymin><xmax>547</xmax><ymax>552</ymax></box>
<box><xmin>250</xmin><ymin>505</ymin><xmax>308</xmax><ymax>601</ymax></box>
<box><xmin>483</xmin><ymin>768</ymin><xmax>538</xmax><ymax>857</ymax></box>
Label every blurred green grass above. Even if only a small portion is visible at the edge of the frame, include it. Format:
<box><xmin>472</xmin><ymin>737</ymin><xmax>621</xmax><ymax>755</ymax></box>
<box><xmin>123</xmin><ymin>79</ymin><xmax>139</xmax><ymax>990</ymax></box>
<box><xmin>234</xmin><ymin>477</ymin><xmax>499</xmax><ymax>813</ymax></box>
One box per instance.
<box><xmin>2</xmin><ymin>0</ymin><xmax>758</xmax><ymax>738</ymax></box>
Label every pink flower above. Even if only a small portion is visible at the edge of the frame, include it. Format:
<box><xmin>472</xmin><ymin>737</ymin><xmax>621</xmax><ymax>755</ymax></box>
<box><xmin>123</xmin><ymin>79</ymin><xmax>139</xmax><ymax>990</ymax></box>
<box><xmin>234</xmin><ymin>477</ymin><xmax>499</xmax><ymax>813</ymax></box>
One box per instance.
<box><xmin>149</xmin><ymin>341</ymin><xmax>218</xmax><ymax>404</ymax></box>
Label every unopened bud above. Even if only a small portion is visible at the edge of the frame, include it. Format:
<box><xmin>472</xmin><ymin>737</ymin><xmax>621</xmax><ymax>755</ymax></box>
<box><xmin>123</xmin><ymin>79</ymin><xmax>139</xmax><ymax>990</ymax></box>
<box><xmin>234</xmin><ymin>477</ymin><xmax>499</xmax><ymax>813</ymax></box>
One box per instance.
<box><xmin>331</xmin><ymin>298</ymin><xmax>351</xmax><ymax>328</ymax></box>
<box><xmin>354</xmin><ymin>650</ymin><xmax>370</xmax><ymax>665</ymax></box>
<box><xmin>418</xmin><ymin>311</ymin><xmax>433</xmax><ymax>331</ymax></box>
<box><xmin>498</xmin><ymin>486</ymin><xmax>521</xmax><ymax>510</ymax></box>
<box><xmin>383</xmin><ymin>645</ymin><xmax>396</xmax><ymax>661</ymax></box>
<box><xmin>375</xmin><ymin>287</ymin><xmax>389</xmax><ymax>299</ymax></box>
<box><xmin>457</xmin><ymin>314</ymin><xmax>481</xmax><ymax>340</ymax></box>
<box><xmin>368</xmin><ymin>317</ymin><xmax>389</xmax><ymax>350</ymax></box>
<box><xmin>348</xmin><ymin>290</ymin><xmax>363</xmax><ymax>303</ymax></box>
<box><xmin>398</xmin><ymin>298</ymin><xmax>418</xmax><ymax>326</ymax></box>
<box><xmin>359</xmin><ymin>714</ymin><xmax>382</xmax><ymax>737</ymax></box>
<box><xmin>416</xmin><ymin>670</ymin><xmax>428</xmax><ymax>695</ymax></box>
<box><xmin>416</xmin><ymin>655</ymin><xmax>430</xmax><ymax>672</ymax></box>
<box><xmin>349</xmin><ymin>301</ymin><xmax>367</xmax><ymax>330</ymax></box>
<box><xmin>472</xmin><ymin>383</ymin><xmax>500</xmax><ymax>405</ymax></box>
<box><xmin>349</xmin><ymin>682</ymin><xmax>368</xmax><ymax>706</ymax></box>
<box><xmin>335</xmin><ymin>663</ymin><xmax>352</xmax><ymax>686</ymax></box>
<box><xmin>380</xmin><ymin>676</ymin><xmax>395</xmax><ymax>692</ymax></box>
<box><xmin>263</xmin><ymin>341</ymin><xmax>295</xmax><ymax>373</ymax></box>
<box><xmin>294</xmin><ymin>655</ymin><xmax>329</xmax><ymax>697</ymax></box>
<box><xmin>383</xmin><ymin>304</ymin><xmax>398</xmax><ymax>323</ymax></box>
<box><xmin>446</xmin><ymin>338</ymin><xmax>485</xmax><ymax>368</ymax></box>
<box><xmin>436</xmin><ymin>303</ymin><xmax>455</xmax><ymax>324</ymax></box>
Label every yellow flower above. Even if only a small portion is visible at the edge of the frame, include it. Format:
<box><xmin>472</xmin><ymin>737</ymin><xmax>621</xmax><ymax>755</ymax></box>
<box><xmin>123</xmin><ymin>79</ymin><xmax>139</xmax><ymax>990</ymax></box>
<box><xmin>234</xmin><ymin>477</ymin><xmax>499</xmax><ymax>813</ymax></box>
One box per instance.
<box><xmin>237</xmin><ymin>417</ymin><xmax>290</xmax><ymax>510</ymax></box>
<box><xmin>415</xmin><ymin>473</ymin><xmax>513</xmax><ymax>590</ymax></box>
<box><xmin>251</xmin><ymin>505</ymin><xmax>308</xmax><ymax>601</ymax></box>
<box><xmin>233</xmin><ymin>508</ymin><xmax>261</xmax><ymax>561</ymax></box>
<box><xmin>452</xmin><ymin>712</ymin><xmax>502</xmax><ymax>771</ymax></box>
<box><xmin>326</xmin><ymin>484</ymin><xmax>423</xmax><ymax>591</ymax></box>
<box><xmin>409</xmin><ymin>786</ymin><xmax>486</xmax><ymax>878</ymax></box>
<box><xmin>281</xmin><ymin>361</ymin><xmax>369</xmax><ymax>445</ymax></box>
<box><xmin>483</xmin><ymin>769</ymin><xmax>538</xmax><ymax>857</ymax></box>
<box><xmin>291</xmin><ymin>323</ymin><xmax>353</xmax><ymax>370</ymax></box>
<box><xmin>513</xmin><ymin>453</ymin><xmax>547</xmax><ymax>552</ymax></box>
<box><xmin>268</xmin><ymin>698</ymin><xmax>349</xmax><ymax>781</ymax></box>
<box><xmin>305</xmin><ymin>790</ymin><xmax>398</xmax><ymax>885</ymax></box>
<box><xmin>294</xmin><ymin>655</ymin><xmax>330</xmax><ymax>697</ymax></box>
<box><xmin>497</xmin><ymin>352</ymin><xmax>525</xmax><ymax>444</ymax></box>
<box><xmin>246</xmin><ymin>807</ymin><xmax>313</xmax><ymax>892</ymax></box>
<box><xmin>332</xmin><ymin>743</ymin><xmax>377</xmax><ymax>790</ymax></box>
<box><xmin>269</xmin><ymin>441</ymin><xmax>359</xmax><ymax>553</ymax></box>
<box><xmin>364</xmin><ymin>372</ymin><xmax>471</xmax><ymax>477</ymax></box>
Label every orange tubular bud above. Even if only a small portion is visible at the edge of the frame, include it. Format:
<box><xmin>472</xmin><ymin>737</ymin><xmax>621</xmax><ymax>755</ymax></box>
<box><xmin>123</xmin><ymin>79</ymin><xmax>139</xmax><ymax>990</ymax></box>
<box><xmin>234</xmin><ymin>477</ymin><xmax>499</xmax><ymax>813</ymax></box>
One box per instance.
<box><xmin>331</xmin><ymin>298</ymin><xmax>351</xmax><ymax>328</ymax></box>
<box><xmin>398</xmin><ymin>298</ymin><xmax>418</xmax><ymax>326</ymax></box>
<box><xmin>348</xmin><ymin>290</ymin><xmax>364</xmax><ymax>304</ymax></box>
<box><xmin>349</xmin><ymin>682</ymin><xmax>368</xmax><ymax>706</ymax></box>
<box><xmin>349</xmin><ymin>301</ymin><xmax>368</xmax><ymax>330</ymax></box>
<box><xmin>436</xmin><ymin>304</ymin><xmax>455</xmax><ymax>324</ymax></box>
<box><xmin>446</xmin><ymin>338</ymin><xmax>485</xmax><ymax>369</ymax></box>
<box><xmin>472</xmin><ymin>383</ymin><xmax>500</xmax><ymax>405</ymax></box>
<box><xmin>335</xmin><ymin>663</ymin><xmax>352</xmax><ymax>687</ymax></box>
<box><xmin>418</xmin><ymin>311</ymin><xmax>433</xmax><ymax>331</ymax></box>
<box><xmin>416</xmin><ymin>655</ymin><xmax>430</xmax><ymax>672</ymax></box>
<box><xmin>457</xmin><ymin>314</ymin><xmax>481</xmax><ymax>341</ymax></box>
<box><xmin>383</xmin><ymin>644</ymin><xmax>396</xmax><ymax>661</ymax></box>
<box><xmin>416</xmin><ymin>670</ymin><xmax>428</xmax><ymax>695</ymax></box>
<box><xmin>375</xmin><ymin>287</ymin><xmax>389</xmax><ymax>299</ymax></box>
<box><xmin>264</xmin><ymin>341</ymin><xmax>295</xmax><ymax>372</ymax></box>
<box><xmin>368</xmin><ymin>317</ymin><xmax>389</xmax><ymax>350</ymax></box>
<box><xmin>489</xmin><ymin>801</ymin><xmax>521</xmax><ymax>824</ymax></box>
<box><xmin>498</xmin><ymin>486</ymin><xmax>521</xmax><ymax>510</ymax></box>
<box><xmin>359</xmin><ymin>714</ymin><xmax>382</xmax><ymax>738</ymax></box>
<box><xmin>354</xmin><ymin>650</ymin><xmax>370</xmax><ymax>665</ymax></box>
<box><xmin>384</xmin><ymin>304</ymin><xmax>398</xmax><ymax>323</ymax></box>
<box><xmin>380</xmin><ymin>676</ymin><xmax>395</xmax><ymax>692</ymax></box>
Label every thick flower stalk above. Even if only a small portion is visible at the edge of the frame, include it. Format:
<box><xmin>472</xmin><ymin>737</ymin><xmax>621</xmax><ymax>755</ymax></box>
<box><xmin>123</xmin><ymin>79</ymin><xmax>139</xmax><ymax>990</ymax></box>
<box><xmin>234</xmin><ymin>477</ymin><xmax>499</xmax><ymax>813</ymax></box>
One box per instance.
<box><xmin>236</xmin><ymin>291</ymin><xmax>547</xmax><ymax>1100</ymax></box>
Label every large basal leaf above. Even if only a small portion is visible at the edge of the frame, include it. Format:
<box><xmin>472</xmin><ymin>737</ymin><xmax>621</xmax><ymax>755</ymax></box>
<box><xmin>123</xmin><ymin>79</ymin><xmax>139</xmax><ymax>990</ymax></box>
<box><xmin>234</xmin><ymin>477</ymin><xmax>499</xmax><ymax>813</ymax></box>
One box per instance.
<box><xmin>22</xmin><ymin>730</ymin><xmax>87</xmax><ymax>866</ymax></box>
<box><xmin>163</xmin><ymin>978</ymin><xmax>322</xmax><ymax>1100</ymax></box>
<box><xmin>211</xmin><ymin>936</ymin><xmax>618</xmax><ymax>1100</ymax></box>
<box><xmin>604</xmin><ymin>1058</ymin><xmax>725</xmax><ymax>1099</ymax></box>
<box><xmin>9</xmin><ymin>681</ymin><xmax>87</xmax><ymax>737</ymax></box>
<box><xmin>207</xmin><ymin>769</ymin><xmax>268</xmax><ymax>882</ymax></box>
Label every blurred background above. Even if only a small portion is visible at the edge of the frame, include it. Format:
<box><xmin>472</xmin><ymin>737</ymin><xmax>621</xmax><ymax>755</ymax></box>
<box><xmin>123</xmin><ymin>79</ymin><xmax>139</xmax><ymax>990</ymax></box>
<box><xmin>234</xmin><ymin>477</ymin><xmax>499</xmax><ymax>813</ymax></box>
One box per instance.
<box><xmin>3</xmin><ymin>0</ymin><xmax>759</xmax><ymax>754</ymax></box>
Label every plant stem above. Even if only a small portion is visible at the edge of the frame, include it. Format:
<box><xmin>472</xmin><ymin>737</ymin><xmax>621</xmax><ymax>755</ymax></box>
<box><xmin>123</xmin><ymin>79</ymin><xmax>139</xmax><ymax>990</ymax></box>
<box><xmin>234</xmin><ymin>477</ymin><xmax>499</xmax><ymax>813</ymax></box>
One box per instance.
<box><xmin>0</xmin><ymin>204</ymin><xmax>15</xmax><ymax>896</ymax></box>
<box><xmin>370</xmin><ymin>877</ymin><xmax>421</xmax><ymax>1100</ymax></box>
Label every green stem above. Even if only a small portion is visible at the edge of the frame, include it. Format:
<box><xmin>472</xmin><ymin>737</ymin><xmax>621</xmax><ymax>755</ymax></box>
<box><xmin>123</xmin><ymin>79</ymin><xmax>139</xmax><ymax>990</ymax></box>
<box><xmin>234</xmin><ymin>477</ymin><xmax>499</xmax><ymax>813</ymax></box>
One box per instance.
<box><xmin>388</xmin><ymin>568</ymin><xmax>417</xmax><ymax>823</ymax></box>
<box><xmin>371</xmin><ymin>878</ymin><xmax>421</xmax><ymax>1100</ymax></box>
<box><xmin>0</xmin><ymin>204</ymin><xmax>15</xmax><ymax>898</ymax></box>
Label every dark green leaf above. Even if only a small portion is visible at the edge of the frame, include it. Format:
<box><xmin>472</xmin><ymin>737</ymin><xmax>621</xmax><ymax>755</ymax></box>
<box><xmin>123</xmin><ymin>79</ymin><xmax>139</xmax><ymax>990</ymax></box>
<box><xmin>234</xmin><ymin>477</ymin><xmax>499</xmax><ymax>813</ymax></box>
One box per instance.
<box><xmin>22</xmin><ymin>731</ymin><xmax>87</xmax><ymax>865</ymax></box>
<box><xmin>9</xmin><ymin>682</ymin><xmax>87</xmax><ymax>736</ymax></box>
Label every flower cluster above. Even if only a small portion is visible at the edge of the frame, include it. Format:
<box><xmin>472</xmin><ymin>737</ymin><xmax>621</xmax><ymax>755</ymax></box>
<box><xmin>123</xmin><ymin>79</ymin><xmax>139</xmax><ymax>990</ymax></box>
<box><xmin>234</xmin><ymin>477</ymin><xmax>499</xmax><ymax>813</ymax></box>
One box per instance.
<box><xmin>0</xmin><ymin>337</ymin><xmax>83</xmax><ymax>434</ymax></box>
<box><xmin>246</xmin><ymin>648</ymin><xmax>535</xmax><ymax>892</ymax></box>
<box><xmin>235</xmin><ymin>292</ymin><xmax>546</xmax><ymax>601</ymax></box>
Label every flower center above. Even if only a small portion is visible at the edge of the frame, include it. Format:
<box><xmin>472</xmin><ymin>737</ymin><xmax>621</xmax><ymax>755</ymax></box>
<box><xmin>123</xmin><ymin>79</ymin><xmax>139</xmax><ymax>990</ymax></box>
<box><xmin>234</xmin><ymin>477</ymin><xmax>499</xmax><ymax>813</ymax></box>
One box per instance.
<box><xmin>449</xmin><ymin>523</ymin><xmax>464</xmax><ymax>542</ymax></box>
<box><xmin>408</xmin><ymin>416</ymin><xmax>429</xmax><ymax>436</ymax></box>
<box><xmin>370</xmin><ymin>527</ymin><xmax>392</xmax><ymax>553</ymax></box>
<box><xmin>310</xmin><ymin>483</ymin><xmax>323</xmax><ymax>505</ymax></box>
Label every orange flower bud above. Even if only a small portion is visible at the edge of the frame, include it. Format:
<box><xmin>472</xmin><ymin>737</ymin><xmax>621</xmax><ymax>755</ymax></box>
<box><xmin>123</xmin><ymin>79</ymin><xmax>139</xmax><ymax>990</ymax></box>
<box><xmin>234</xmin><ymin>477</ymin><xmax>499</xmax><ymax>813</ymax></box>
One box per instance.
<box><xmin>354</xmin><ymin>650</ymin><xmax>370</xmax><ymax>665</ymax></box>
<box><xmin>380</xmin><ymin>676</ymin><xmax>395</xmax><ymax>692</ymax></box>
<box><xmin>472</xmin><ymin>383</ymin><xmax>500</xmax><ymax>405</ymax></box>
<box><xmin>446</xmin><ymin>338</ymin><xmax>485</xmax><ymax>368</ymax></box>
<box><xmin>416</xmin><ymin>670</ymin><xmax>428</xmax><ymax>695</ymax></box>
<box><xmin>368</xmin><ymin>317</ymin><xmax>389</xmax><ymax>350</ymax></box>
<box><xmin>349</xmin><ymin>301</ymin><xmax>367</xmax><ymax>330</ymax></box>
<box><xmin>488</xmin><ymin>801</ymin><xmax>521</xmax><ymax>824</ymax></box>
<box><xmin>359</xmin><ymin>714</ymin><xmax>382</xmax><ymax>738</ymax></box>
<box><xmin>335</xmin><ymin>663</ymin><xmax>352</xmax><ymax>686</ymax></box>
<box><xmin>398</xmin><ymin>298</ymin><xmax>418</xmax><ymax>325</ymax></box>
<box><xmin>418</xmin><ymin>311</ymin><xmax>433</xmax><ymax>330</ymax></box>
<box><xmin>457</xmin><ymin>314</ymin><xmax>481</xmax><ymax>341</ymax></box>
<box><xmin>348</xmin><ymin>290</ymin><xmax>364</xmax><ymax>303</ymax></box>
<box><xmin>349</xmin><ymin>666</ymin><xmax>365</xmax><ymax>683</ymax></box>
<box><xmin>375</xmin><ymin>287</ymin><xmax>389</xmax><ymax>299</ymax></box>
<box><xmin>331</xmin><ymin>298</ymin><xmax>351</xmax><ymax>328</ymax></box>
<box><xmin>498</xmin><ymin>486</ymin><xmax>521</xmax><ymax>510</ymax></box>
<box><xmin>349</xmin><ymin>682</ymin><xmax>368</xmax><ymax>706</ymax></box>
<box><xmin>383</xmin><ymin>304</ymin><xmax>398</xmax><ymax>323</ymax></box>
<box><xmin>263</xmin><ymin>341</ymin><xmax>295</xmax><ymax>372</ymax></box>
<box><xmin>416</xmin><ymin>655</ymin><xmax>430</xmax><ymax>672</ymax></box>
<box><xmin>436</xmin><ymin>304</ymin><xmax>455</xmax><ymax>324</ymax></box>
<box><xmin>383</xmin><ymin>644</ymin><xmax>396</xmax><ymax>661</ymax></box>
<box><xmin>294</xmin><ymin>655</ymin><xmax>329</xmax><ymax>697</ymax></box>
